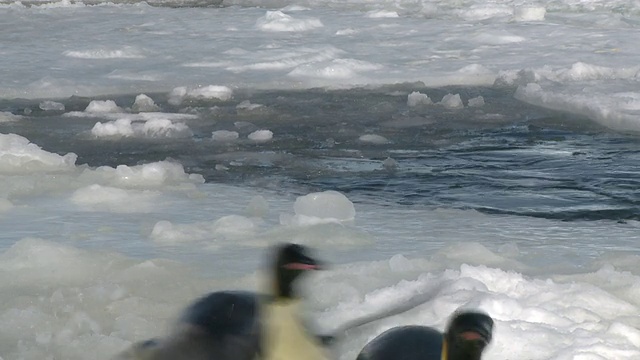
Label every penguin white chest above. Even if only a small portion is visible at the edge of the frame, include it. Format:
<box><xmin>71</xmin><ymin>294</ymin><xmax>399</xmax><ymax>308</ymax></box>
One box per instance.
<box><xmin>262</xmin><ymin>301</ymin><xmax>329</xmax><ymax>360</ymax></box>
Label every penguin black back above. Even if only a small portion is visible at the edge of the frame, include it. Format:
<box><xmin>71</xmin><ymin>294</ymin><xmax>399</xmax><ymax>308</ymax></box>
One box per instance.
<box><xmin>355</xmin><ymin>310</ymin><xmax>494</xmax><ymax>360</ymax></box>
<box><xmin>179</xmin><ymin>290</ymin><xmax>259</xmax><ymax>339</ymax></box>
<box><xmin>356</xmin><ymin>326</ymin><xmax>443</xmax><ymax>360</ymax></box>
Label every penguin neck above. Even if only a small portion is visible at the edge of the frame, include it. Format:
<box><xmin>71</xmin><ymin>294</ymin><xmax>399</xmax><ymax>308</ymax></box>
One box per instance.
<box><xmin>444</xmin><ymin>337</ymin><xmax>484</xmax><ymax>360</ymax></box>
<box><xmin>272</xmin><ymin>273</ymin><xmax>299</xmax><ymax>301</ymax></box>
<box><xmin>276</xmin><ymin>281</ymin><xmax>296</xmax><ymax>299</ymax></box>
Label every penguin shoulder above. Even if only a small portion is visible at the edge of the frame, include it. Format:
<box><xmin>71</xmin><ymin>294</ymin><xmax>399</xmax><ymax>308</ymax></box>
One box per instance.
<box><xmin>179</xmin><ymin>290</ymin><xmax>260</xmax><ymax>337</ymax></box>
<box><xmin>358</xmin><ymin>325</ymin><xmax>443</xmax><ymax>360</ymax></box>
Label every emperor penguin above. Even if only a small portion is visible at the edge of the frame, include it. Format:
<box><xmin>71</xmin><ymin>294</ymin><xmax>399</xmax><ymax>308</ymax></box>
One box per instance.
<box><xmin>259</xmin><ymin>242</ymin><xmax>330</xmax><ymax>360</ymax></box>
<box><xmin>356</xmin><ymin>310</ymin><xmax>493</xmax><ymax>360</ymax></box>
<box><xmin>114</xmin><ymin>243</ymin><xmax>329</xmax><ymax>360</ymax></box>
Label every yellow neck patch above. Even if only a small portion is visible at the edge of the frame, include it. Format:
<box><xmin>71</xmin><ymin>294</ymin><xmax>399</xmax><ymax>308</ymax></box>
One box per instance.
<box><xmin>441</xmin><ymin>338</ymin><xmax>448</xmax><ymax>360</ymax></box>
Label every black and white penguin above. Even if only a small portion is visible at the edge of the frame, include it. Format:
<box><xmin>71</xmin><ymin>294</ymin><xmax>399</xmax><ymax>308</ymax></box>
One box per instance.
<box><xmin>260</xmin><ymin>243</ymin><xmax>330</xmax><ymax>360</ymax></box>
<box><xmin>356</xmin><ymin>310</ymin><xmax>494</xmax><ymax>360</ymax></box>
<box><xmin>115</xmin><ymin>243</ymin><xmax>329</xmax><ymax>360</ymax></box>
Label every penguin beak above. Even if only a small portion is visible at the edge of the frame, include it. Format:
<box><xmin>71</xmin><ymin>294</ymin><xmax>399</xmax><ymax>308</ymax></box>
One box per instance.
<box><xmin>283</xmin><ymin>254</ymin><xmax>323</xmax><ymax>271</ymax></box>
<box><xmin>459</xmin><ymin>331</ymin><xmax>485</xmax><ymax>342</ymax></box>
<box><xmin>283</xmin><ymin>262</ymin><xmax>321</xmax><ymax>270</ymax></box>
<box><xmin>457</xmin><ymin>331</ymin><xmax>490</xmax><ymax>352</ymax></box>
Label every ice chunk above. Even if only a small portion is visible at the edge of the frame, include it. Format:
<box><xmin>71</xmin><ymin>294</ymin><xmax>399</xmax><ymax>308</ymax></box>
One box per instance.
<box><xmin>366</xmin><ymin>10</ymin><xmax>399</xmax><ymax>18</ymax></box>
<box><xmin>91</xmin><ymin>119</ymin><xmax>135</xmax><ymax>138</ymax></box>
<box><xmin>85</xmin><ymin>100</ymin><xmax>123</xmax><ymax>113</ymax></box>
<box><xmin>39</xmin><ymin>100</ymin><xmax>65</xmax><ymax>111</ymax></box>
<box><xmin>468</xmin><ymin>96</ymin><xmax>485</xmax><ymax>107</ymax></box>
<box><xmin>407</xmin><ymin>91</ymin><xmax>432</xmax><ymax>107</ymax></box>
<box><xmin>440</xmin><ymin>93</ymin><xmax>464</xmax><ymax>109</ymax></box>
<box><xmin>256</xmin><ymin>11</ymin><xmax>323</xmax><ymax>32</ymax></box>
<box><xmin>212</xmin><ymin>130</ymin><xmax>240</xmax><ymax>142</ymax></box>
<box><xmin>0</xmin><ymin>112</ymin><xmax>22</xmax><ymax>122</ymax></box>
<box><xmin>0</xmin><ymin>133</ymin><xmax>77</xmax><ymax>173</ymax></box>
<box><xmin>248</xmin><ymin>130</ymin><xmax>273</xmax><ymax>142</ymax></box>
<box><xmin>169</xmin><ymin>85</ymin><xmax>233</xmax><ymax>105</ymax></box>
<box><xmin>359</xmin><ymin>134</ymin><xmax>389</xmax><ymax>144</ymax></box>
<box><xmin>513</xmin><ymin>6</ymin><xmax>546</xmax><ymax>22</ymax></box>
<box><xmin>188</xmin><ymin>85</ymin><xmax>233</xmax><ymax>101</ymax></box>
<box><xmin>132</xmin><ymin>94</ymin><xmax>160</xmax><ymax>112</ymax></box>
<box><xmin>293</xmin><ymin>190</ymin><xmax>355</xmax><ymax>222</ymax></box>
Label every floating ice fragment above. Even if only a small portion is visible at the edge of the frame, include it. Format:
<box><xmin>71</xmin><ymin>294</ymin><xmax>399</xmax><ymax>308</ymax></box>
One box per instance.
<box><xmin>0</xmin><ymin>112</ymin><xmax>21</xmax><ymax>122</ymax></box>
<box><xmin>212</xmin><ymin>130</ymin><xmax>240</xmax><ymax>142</ymax></box>
<box><xmin>382</xmin><ymin>157</ymin><xmax>398</xmax><ymax>170</ymax></box>
<box><xmin>440</xmin><ymin>93</ymin><xmax>464</xmax><ymax>109</ymax></box>
<box><xmin>293</xmin><ymin>190</ymin><xmax>356</xmax><ymax>222</ymax></box>
<box><xmin>132</xmin><ymin>94</ymin><xmax>160</xmax><ymax>112</ymax></box>
<box><xmin>248</xmin><ymin>130</ymin><xmax>273</xmax><ymax>142</ymax></box>
<box><xmin>468</xmin><ymin>96</ymin><xmax>485</xmax><ymax>107</ymax></box>
<box><xmin>91</xmin><ymin>117</ymin><xmax>191</xmax><ymax>139</ymax></box>
<box><xmin>513</xmin><ymin>6</ymin><xmax>546</xmax><ymax>22</ymax></box>
<box><xmin>189</xmin><ymin>85</ymin><xmax>233</xmax><ymax>101</ymax></box>
<box><xmin>168</xmin><ymin>85</ymin><xmax>233</xmax><ymax>105</ymax></box>
<box><xmin>236</xmin><ymin>100</ymin><xmax>263</xmax><ymax>111</ymax></box>
<box><xmin>256</xmin><ymin>11</ymin><xmax>323</xmax><ymax>32</ymax></box>
<box><xmin>336</xmin><ymin>28</ymin><xmax>357</xmax><ymax>35</ymax></box>
<box><xmin>91</xmin><ymin>119</ymin><xmax>135</xmax><ymax>138</ymax></box>
<box><xmin>39</xmin><ymin>101</ymin><xmax>65</xmax><ymax>112</ymax></box>
<box><xmin>366</xmin><ymin>10</ymin><xmax>399</xmax><ymax>18</ymax></box>
<box><xmin>143</xmin><ymin>119</ymin><xmax>192</xmax><ymax>138</ymax></box>
<box><xmin>407</xmin><ymin>91</ymin><xmax>433</xmax><ymax>107</ymax></box>
<box><xmin>63</xmin><ymin>47</ymin><xmax>145</xmax><ymax>59</ymax></box>
<box><xmin>0</xmin><ymin>133</ymin><xmax>77</xmax><ymax>173</ymax></box>
<box><xmin>359</xmin><ymin>134</ymin><xmax>389</xmax><ymax>144</ymax></box>
<box><xmin>85</xmin><ymin>100</ymin><xmax>123</xmax><ymax>113</ymax></box>
<box><xmin>168</xmin><ymin>87</ymin><xmax>188</xmax><ymax>106</ymax></box>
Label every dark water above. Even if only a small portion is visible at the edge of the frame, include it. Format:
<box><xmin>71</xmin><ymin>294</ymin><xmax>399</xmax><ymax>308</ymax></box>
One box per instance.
<box><xmin>2</xmin><ymin>84</ymin><xmax>639</xmax><ymax>222</ymax></box>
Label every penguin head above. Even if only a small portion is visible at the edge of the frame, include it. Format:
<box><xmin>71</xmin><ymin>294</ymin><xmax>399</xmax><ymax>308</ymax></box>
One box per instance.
<box><xmin>272</xmin><ymin>243</ymin><xmax>323</xmax><ymax>299</ymax></box>
<box><xmin>444</xmin><ymin>310</ymin><xmax>493</xmax><ymax>360</ymax></box>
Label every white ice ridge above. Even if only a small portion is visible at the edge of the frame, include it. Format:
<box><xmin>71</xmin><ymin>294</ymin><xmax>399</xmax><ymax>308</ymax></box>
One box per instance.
<box><xmin>0</xmin><ymin>133</ymin><xmax>204</xmax><ymax>202</ymax></box>
<box><xmin>0</xmin><ymin>133</ymin><xmax>77</xmax><ymax>174</ymax></box>
<box><xmin>0</xmin><ymin>112</ymin><xmax>22</xmax><ymax>123</ymax></box>
<box><xmin>287</xmin><ymin>58</ymin><xmax>384</xmax><ymax>80</ymax></box>
<box><xmin>515</xmin><ymin>83</ymin><xmax>640</xmax><ymax>133</ymax></box>
<box><xmin>224</xmin><ymin>46</ymin><xmax>344</xmax><ymax>73</ymax></box>
<box><xmin>497</xmin><ymin>62</ymin><xmax>640</xmax><ymax>86</ymax></box>
<box><xmin>63</xmin><ymin>46</ymin><xmax>146</xmax><ymax>59</ymax></box>
<box><xmin>169</xmin><ymin>85</ymin><xmax>233</xmax><ymax>105</ymax></box>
